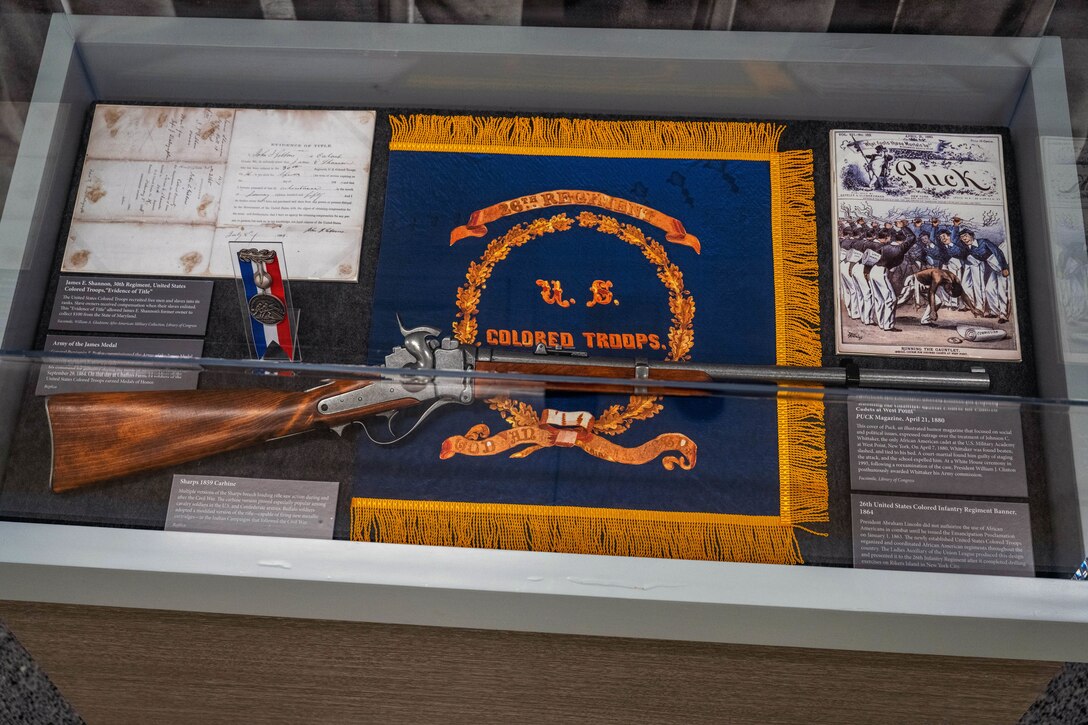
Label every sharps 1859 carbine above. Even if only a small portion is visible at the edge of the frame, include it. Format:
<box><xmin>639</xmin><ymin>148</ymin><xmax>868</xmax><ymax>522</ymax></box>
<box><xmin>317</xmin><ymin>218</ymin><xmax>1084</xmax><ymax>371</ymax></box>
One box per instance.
<box><xmin>45</xmin><ymin>320</ymin><xmax>990</xmax><ymax>492</ymax></box>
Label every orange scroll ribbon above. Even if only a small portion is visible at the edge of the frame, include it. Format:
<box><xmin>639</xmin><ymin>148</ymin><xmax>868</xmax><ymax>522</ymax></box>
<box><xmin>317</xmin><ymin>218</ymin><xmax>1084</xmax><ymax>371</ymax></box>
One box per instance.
<box><xmin>449</xmin><ymin>190</ymin><xmax>701</xmax><ymax>253</ymax></box>
<box><xmin>440</xmin><ymin>409</ymin><xmax>697</xmax><ymax>470</ymax></box>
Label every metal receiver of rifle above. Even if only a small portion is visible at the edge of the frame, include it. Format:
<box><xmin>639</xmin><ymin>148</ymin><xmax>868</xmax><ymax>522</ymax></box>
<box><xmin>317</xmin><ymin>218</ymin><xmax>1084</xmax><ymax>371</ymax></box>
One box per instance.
<box><xmin>317</xmin><ymin>317</ymin><xmax>478</xmax><ymax>444</ymax></box>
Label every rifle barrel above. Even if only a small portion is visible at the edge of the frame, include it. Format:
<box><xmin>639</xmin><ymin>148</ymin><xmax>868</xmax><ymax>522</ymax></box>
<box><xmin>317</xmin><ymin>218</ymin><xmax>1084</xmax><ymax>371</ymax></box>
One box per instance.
<box><xmin>476</xmin><ymin>347</ymin><xmax>991</xmax><ymax>393</ymax></box>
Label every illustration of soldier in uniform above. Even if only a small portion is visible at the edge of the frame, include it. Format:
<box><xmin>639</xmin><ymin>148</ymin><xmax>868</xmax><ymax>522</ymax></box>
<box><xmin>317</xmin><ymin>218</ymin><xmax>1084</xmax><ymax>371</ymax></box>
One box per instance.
<box><xmin>872</xmin><ymin>230</ymin><xmax>918</xmax><ymax>331</ymax></box>
<box><xmin>959</xmin><ymin>229</ymin><xmax>1010</xmax><ymax>322</ymax></box>
<box><xmin>937</xmin><ymin>228</ymin><xmax>970</xmax><ymax>310</ymax></box>
<box><xmin>850</xmin><ymin>230</ymin><xmax>882</xmax><ymax>325</ymax></box>
<box><xmin>839</xmin><ymin>225</ymin><xmax>863</xmax><ymax>320</ymax></box>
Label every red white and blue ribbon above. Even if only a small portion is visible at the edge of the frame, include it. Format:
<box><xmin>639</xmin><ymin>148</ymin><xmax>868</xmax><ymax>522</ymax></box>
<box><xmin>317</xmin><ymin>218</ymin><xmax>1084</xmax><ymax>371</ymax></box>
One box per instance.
<box><xmin>238</xmin><ymin>253</ymin><xmax>294</xmax><ymax>360</ymax></box>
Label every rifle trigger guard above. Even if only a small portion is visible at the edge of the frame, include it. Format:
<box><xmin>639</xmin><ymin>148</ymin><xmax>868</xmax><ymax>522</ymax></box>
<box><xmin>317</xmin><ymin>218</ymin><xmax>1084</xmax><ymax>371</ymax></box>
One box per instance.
<box><xmin>361</xmin><ymin>398</ymin><xmax>464</xmax><ymax>446</ymax></box>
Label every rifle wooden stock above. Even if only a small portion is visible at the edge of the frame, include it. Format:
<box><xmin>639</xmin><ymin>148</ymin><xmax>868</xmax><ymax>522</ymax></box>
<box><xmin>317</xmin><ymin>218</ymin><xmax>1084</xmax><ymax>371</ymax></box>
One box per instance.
<box><xmin>46</xmin><ymin>379</ymin><xmax>415</xmax><ymax>492</ymax></box>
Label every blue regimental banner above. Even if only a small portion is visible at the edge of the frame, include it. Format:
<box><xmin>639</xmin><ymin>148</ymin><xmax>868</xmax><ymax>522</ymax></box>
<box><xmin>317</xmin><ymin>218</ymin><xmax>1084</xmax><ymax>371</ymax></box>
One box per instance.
<box><xmin>353</xmin><ymin>114</ymin><xmax>826</xmax><ymax>564</ymax></box>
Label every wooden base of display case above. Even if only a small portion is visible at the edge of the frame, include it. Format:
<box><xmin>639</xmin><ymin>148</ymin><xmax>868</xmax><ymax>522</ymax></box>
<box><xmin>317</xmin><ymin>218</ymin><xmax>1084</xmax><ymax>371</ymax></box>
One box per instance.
<box><xmin>0</xmin><ymin>600</ymin><xmax>1062</xmax><ymax>724</ymax></box>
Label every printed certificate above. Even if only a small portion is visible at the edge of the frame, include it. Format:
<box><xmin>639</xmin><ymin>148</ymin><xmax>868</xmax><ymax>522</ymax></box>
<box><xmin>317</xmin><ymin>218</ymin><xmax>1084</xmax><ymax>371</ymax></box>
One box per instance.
<box><xmin>63</xmin><ymin>105</ymin><xmax>376</xmax><ymax>281</ymax></box>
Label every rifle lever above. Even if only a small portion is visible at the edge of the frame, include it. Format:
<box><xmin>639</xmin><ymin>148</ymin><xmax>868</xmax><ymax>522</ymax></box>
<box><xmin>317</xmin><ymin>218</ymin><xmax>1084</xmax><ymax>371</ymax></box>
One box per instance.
<box><xmin>361</xmin><ymin>398</ymin><xmax>465</xmax><ymax>445</ymax></box>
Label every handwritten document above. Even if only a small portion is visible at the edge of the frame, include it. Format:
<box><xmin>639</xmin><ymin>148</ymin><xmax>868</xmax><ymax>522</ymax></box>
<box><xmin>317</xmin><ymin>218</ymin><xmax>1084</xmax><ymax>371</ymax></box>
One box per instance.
<box><xmin>63</xmin><ymin>106</ymin><xmax>376</xmax><ymax>281</ymax></box>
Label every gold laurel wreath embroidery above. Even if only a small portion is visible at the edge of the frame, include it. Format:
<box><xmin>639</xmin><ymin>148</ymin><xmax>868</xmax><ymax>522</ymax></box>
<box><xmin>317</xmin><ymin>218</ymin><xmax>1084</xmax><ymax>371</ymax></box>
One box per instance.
<box><xmin>452</xmin><ymin>214</ymin><xmax>573</xmax><ymax>345</ymax></box>
<box><xmin>452</xmin><ymin>211</ymin><xmax>695</xmax><ymax>437</ymax></box>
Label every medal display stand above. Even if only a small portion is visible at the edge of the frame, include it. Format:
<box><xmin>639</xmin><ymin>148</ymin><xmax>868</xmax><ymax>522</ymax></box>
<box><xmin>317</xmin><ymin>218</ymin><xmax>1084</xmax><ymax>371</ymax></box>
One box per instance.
<box><xmin>0</xmin><ymin>16</ymin><xmax>1085</xmax><ymax>709</ymax></box>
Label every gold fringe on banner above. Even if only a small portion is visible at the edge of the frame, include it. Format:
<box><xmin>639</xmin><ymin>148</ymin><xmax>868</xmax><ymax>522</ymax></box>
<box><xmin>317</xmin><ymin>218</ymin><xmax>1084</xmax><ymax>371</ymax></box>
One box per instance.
<box><xmin>389</xmin><ymin>114</ymin><xmax>787</xmax><ymax>160</ymax></box>
<box><xmin>770</xmin><ymin>149</ymin><xmax>821</xmax><ymax>368</ymax></box>
<box><xmin>352</xmin><ymin>498</ymin><xmax>805</xmax><ymax>564</ymax></box>
<box><xmin>769</xmin><ymin>147</ymin><xmax>828</xmax><ymax>536</ymax></box>
<box><xmin>777</xmin><ymin>394</ymin><xmax>830</xmax><ymax>530</ymax></box>
<box><xmin>354</xmin><ymin>113</ymin><xmax>828</xmax><ymax>563</ymax></box>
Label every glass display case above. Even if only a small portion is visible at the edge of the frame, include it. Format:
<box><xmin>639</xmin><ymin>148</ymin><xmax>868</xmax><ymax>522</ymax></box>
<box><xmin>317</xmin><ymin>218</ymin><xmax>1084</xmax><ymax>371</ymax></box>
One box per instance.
<box><xmin>0</xmin><ymin>7</ymin><xmax>1086</xmax><ymax>663</ymax></box>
